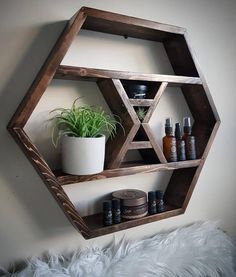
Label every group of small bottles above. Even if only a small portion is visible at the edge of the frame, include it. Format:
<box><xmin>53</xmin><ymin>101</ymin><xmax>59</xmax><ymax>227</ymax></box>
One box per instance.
<box><xmin>148</xmin><ymin>190</ymin><xmax>165</xmax><ymax>215</ymax></box>
<box><xmin>103</xmin><ymin>198</ymin><xmax>121</xmax><ymax>226</ymax></box>
<box><xmin>163</xmin><ymin>117</ymin><xmax>196</xmax><ymax>162</ymax></box>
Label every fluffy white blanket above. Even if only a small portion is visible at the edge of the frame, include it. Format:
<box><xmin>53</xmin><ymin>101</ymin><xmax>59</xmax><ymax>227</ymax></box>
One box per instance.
<box><xmin>6</xmin><ymin>222</ymin><xmax>236</xmax><ymax>277</ymax></box>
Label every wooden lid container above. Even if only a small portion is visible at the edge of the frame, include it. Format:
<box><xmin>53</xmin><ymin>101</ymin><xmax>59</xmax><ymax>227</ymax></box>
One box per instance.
<box><xmin>112</xmin><ymin>189</ymin><xmax>148</xmax><ymax>219</ymax></box>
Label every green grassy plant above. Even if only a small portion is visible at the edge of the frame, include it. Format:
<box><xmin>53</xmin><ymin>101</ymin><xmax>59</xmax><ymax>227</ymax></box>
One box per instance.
<box><xmin>136</xmin><ymin>107</ymin><xmax>147</xmax><ymax>121</ymax></box>
<box><xmin>50</xmin><ymin>98</ymin><xmax>122</xmax><ymax>147</ymax></box>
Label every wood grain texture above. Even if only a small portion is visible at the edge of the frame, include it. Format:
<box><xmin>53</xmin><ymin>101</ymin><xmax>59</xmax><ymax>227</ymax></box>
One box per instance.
<box><xmin>98</xmin><ymin>78</ymin><xmax>168</xmax><ymax>167</ymax></box>
<box><xmin>81</xmin><ymin>6</ymin><xmax>186</xmax><ymax>36</ymax></box>
<box><xmin>80</xmin><ymin>7</ymin><xmax>185</xmax><ymax>42</ymax></box>
<box><xmin>199</xmin><ymin>121</ymin><xmax>220</xmax><ymax>160</ymax></box>
<box><xmin>183</xmin><ymin>32</ymin><xmax>220</xmax><ymax>122</ymax></box>
<box><xmin>7</xmin><ymin>6</ymin><xmax>220</xmax><ymax>239</ymax></box>
<box><xmin>182</xmin><ymin>123</ymin><xmax>220</xmax><ymax>209</ymax></box>
<box><xmin>129</xmin><ymin>141</ymin><xmax>152</xmax><ymax>149</ymax></box>
<box><xmin>182</xmin><ymin>84</ymin><xmax>216</xmax><ymax>123</ymax></box>
<box><xmin>165</xmin><ymin>119</ymin><xmax>219</xmax><ymax>211</ymax></box>
<box><xmin>58</xmin><ymin>160</ymin><xmax>201</xmax><ymax>185</ymax></box>
<box><xmin>129</xmin><ymin>99</ymin><xmax>154</xmax><ymax>106</ymax></box>
<box><xmin>164</xmin><ymin>34</ymin><xmax>199</xmax><ymax>77</ymax></box>
<box><xmin>55</xmin><ymin>65</ymin><xmax>202</xmax><ymax>85</ymax></box>
<box><xmin>8</xmin><ymin>127</ymin><xmax>90</xmax><ymax>238</ymax></box>
<box><xmin>83</xmin><ymin>206</ymin><xmax>184</xmax><ymax>238</ymax></box>
<box><xmin>164</xmin><ymin>167</ymin><xmax>198</xmax><ymax>208</ymax></box>
<box><xmin>8</xmin><ymin>10</ymin><xmax>87</xmax><ymax>128</ymax></box>
<box><xmin>143</xmin><ymin>82</ymin><xmax>168</xmax><ymax>123</ymax></box>
<box><xmin>192</xmin><ymin>122</ymin><xmax>215</xmax><ymax>158</ymax></box>
<box><xmin>142</xmin><ymin>123</ymin><xmax>167</xmax><ymax>163</ymax></box>
<box><xmin>98</xmin><ymin>79</ymin><xmax>140</xmax><ymax>169</ymax></box>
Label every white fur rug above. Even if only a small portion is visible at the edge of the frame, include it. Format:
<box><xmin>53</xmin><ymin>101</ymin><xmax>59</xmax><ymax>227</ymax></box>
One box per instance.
<box><xmin>6</xmin><ymin>222</ymin><xmax>236</xmax><ymax>277</ymax></box>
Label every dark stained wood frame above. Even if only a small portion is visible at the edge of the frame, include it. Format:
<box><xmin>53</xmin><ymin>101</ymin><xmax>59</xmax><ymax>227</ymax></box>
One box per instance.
<box><xmin>7</xmin><ymin>6</ymin><xmax>220</xmax><ymax>239</ymax></box>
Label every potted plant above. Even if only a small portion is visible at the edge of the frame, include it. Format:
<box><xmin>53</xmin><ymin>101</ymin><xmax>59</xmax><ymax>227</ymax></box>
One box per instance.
<box><xmin>50</xmin><ymin>98</ymin><xmax>121</xmax><ymax>175</ymax></box>
<box><xmin>136</xmin><ymin>107</ymin><xmax>147</xmax><ymax>122</ymax></box>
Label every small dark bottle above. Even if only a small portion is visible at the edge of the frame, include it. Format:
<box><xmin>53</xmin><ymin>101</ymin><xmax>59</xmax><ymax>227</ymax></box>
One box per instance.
<box><xmin>162</xmin><ymin>118</ymin><xmax>177</xmax><ymax>162</ymax></box>
<box><xmin>103</xmin><ymin>200</ymin><xmax>112</xmax><ymax>226</ymax></box>
<box><xmin>175</xmin><ymin>123</ymin><xmax>186</xmax><ymax>161</ymax></box>
<box><xmin>112</xmin><ymin>198</ymin><xmax>121</xmax><ymax>224</ymax></box>
<box><xmin>156</xmin><ymin>190</ymin><xmax>165</xmax><ymax>213</ymax></box>
<box><xmin>183</xmin><ymin>117</ymin><xmax>197</xmax><ymax>160</ymax></box>
<box><xmin>148</xmin><ymin>191</ymin><xmax>157</xmax><ymax>214</ymax></box>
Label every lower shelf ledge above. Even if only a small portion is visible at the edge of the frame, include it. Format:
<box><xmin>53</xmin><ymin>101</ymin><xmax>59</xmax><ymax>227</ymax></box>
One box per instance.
<box><xmin>56</xmin><ymin>159</ymin><xmax>201</xmax><ymax>185</ymax></box>
<box><xmin>82</xmin><ymin>205</ymin><xmax>184</xmax><ymax>238</ymax></box>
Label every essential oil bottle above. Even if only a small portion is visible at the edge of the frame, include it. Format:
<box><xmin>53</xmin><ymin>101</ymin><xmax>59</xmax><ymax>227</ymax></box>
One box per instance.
<box><xmin>182</xmin><ymin>117</ymin><xmax>196</xmax><ymax>160</ymax></box>
<box><xmin>112</xmin><ymin>198</ymin><xmax>121</xmax><ymax>224</ymax></box>
<box><xmin>163</xmin><ymin>118</ymin><xmax>177</xmax><ymax>162</ymax></box>
<box><xmin>175</xmin><ymin>123</ymin><xmax>186</xmax><ymax>161</ymax></box>
<box><xmin>156</xmin><ymin>190</ymin><xmax>165</xmax><ymax>213</ymax></box>
<box><xmin>148</xmin><ymin>191</ymin><xmax>157</xmax><ymax>215</ymax></box>
<box><xmin>103</xmin><ymin>200</ymin><xmax>113</xmax><ymax>226</ymax></box>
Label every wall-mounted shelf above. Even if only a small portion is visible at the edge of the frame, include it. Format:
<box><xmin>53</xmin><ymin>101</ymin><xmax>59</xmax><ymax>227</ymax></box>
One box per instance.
<box><xmin>7</xmin><ymin>7</ymin><xmax>220</xmax><ymax>239</ymax></box>
<box><xmin>83</xmin><ymin>205</ymin><xmax>183</xmax><ymax>238</ymax></box>
<box><xmin>55</xmin><ymin>65</ymin><xmax>203</xmax><ymax>85</ymax></box>
<box><xmin>55</xmin><ymin>159</ymin><xmax>201</xmax><ymax>185</ymax></box>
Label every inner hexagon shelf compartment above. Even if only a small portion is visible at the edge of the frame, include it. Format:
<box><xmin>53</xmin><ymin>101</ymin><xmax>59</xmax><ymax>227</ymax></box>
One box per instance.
<box><xmin>7</xmin><ymin>7</ymin><xmax>220</xmax><ymax>239</ymax></box>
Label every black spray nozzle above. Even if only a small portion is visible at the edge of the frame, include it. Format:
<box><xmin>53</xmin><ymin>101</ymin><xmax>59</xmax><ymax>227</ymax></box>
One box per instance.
<box><xmin>165</xmin><ymin>117</ymin><xmax>173</xmax><ymax>134</ymax></box>
<box><xmin>175</xmin><ymin>122</ymin><xmax>182</xmax><ymax>139</ymax></box>
<box><xmin>183</xmin><ymin>117</ymin><xmax>191</xmax><ymax>127</ymax></box>
<box><xmin>183</xmin><ymin>117</ymin><xmax>192</xmax><ymax>134</ymax></box>
<box><xmin>165</xmin><ymin>117</ymin><xmax>172</xmax><ymax>127</ymax></box>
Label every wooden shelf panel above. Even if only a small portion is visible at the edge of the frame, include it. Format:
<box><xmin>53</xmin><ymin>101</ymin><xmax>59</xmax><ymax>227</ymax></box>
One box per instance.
<box><xmin>81</xmin><ymin>7</ymin><xmax>185</xmax><ymax>42</ymax></box>
<box><xmin>83</xmin><ymin>205</ymin><xmax>184</xmax><ymax>238</ymax></box>
<box><xmin>57</xmin><ymin>159</ymin><xmax>201</xmax><ymax>185</ymax></box>
<box><xmin>129</xmin><ymin>141</ymin><xmax>152</xmax><ymax>149</ymax></box>
<box><xmin>55</xmin><ymin>65</ymin><xmax>202</xmax><ymax>86</ymax></box>
<box><xmin>129</xmin><ymin>99</ymin><xmax>154</xmax><ymax>106</ymax></box>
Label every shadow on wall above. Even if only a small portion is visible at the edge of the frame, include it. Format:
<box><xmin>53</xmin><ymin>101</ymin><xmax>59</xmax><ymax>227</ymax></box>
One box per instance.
<box><xmin>0</xmin><ymin>20</ymin><xmax>79</xmax><ymax>248</ymax></box>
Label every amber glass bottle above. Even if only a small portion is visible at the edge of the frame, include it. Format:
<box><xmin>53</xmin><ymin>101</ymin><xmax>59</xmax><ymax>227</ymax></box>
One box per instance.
<box><xmin>182</xmin><ymin>117</ymin><xmax>196</xmax><ymax>160</ymax></box>
<box><xmin>163</xmin><ymin>118</ymin><xmax>177</xmax><ymax>162</ymax></box>
<box><xmin>175</xmin><ymin>123</ymin><xmax>186</xmax><ymax>161</ymax></box>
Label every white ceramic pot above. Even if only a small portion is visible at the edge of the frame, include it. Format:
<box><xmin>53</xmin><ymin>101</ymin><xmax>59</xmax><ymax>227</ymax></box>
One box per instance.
<box><xmin>61</xmin><ymin>135</ymin><xmax>105</xmax><ymax>175</ymax></box>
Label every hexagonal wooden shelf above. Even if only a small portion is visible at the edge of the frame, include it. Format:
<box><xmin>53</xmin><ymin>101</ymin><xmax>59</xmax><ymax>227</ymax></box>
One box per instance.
<box><xmin>7</xmin><ymin>7</ymin><xmax>220</xmax><ymax>239</ymax></box>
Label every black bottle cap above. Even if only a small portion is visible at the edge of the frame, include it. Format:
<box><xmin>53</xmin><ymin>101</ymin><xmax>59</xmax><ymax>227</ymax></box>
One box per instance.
<box><xmin>148</xmin><ymin>191</ymin><xmax>156</xmax><ymax>200</ymax></box>
<box><xmin>183</xmin><ymin>117</ymin><xmax>191</xmax><ymax>127</ymax></box>
<box><xmin>112</xmin><ymin>198</ymin><xmax>120</xmax><ymax>209</ymax></box>
<box><xmin>165</xmin><ymin>117</ymin><xmax>172</xmax><ymax>127</ymax></box>
<box><xmin>103</xmin><ymin>200</ymin><xmax>112</xmax><ymax>210</ymax></box>
<box><xmin>156</xmin><ymin>190</ymin><xmax>164</xmax><ymax>199</ymax></box>
<box><xmin>165</xmin><ymin>118</ymin><xmax>172</xmax><ymax>134</ymax></box>
<box><xmin>175</xmin><ymin>123</ymin><xmax>182</xmax><ymax>139</ymax></box>
<box><xmin>183</xmin><ymin>117</ymin><xmax>191</xmax><ymax>134</ymax></box>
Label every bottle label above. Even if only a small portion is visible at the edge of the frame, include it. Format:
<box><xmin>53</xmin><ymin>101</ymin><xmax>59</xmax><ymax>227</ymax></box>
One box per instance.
<box><xmin>186</xmin><ymin>136</ymin><xmax>196</xmax><ymax>160</ymax></box>
<box><xmin>157</xmin><ymin>200</ymin><xmax>165</xmax><ymax>212</ymax></box>
<box><xmin>104</xmin><ymin>210</ymin><xmax>112</xmax><ymax>226</ymax></box>
<box><xmin>148</xmin><ymin>200</ymin><xmax>157</xmax><ymax>214</ymax></box>
<box><xmin>122</xmin><ymin>203</ymin><xmax>147</xmax><ymax>216</ymax></box>
<box><xmin>113</xmin><ymin>210</ymin><xmax>121</xmax><ymax>217</ymax></box>
<box><xmin>113</xmin><ymin>209</ymin><xmax>121</xmax><ymax>224</ymax></box>
<box><xmin>177</xmin><ymin>140</ymin><xmax>186</xmax><ymax>161</ymax></box>
<box><xmin>169</xmin><ymin>140</ymin><xmax>177</xmax><ymax>162</ymax></box>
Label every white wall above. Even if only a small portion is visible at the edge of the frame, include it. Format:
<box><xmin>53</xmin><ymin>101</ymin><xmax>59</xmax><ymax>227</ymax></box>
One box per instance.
<box><xmin>0</xmin><ymin>0</ymin><xmax>236</xmax><ymax>268</ymax></box>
